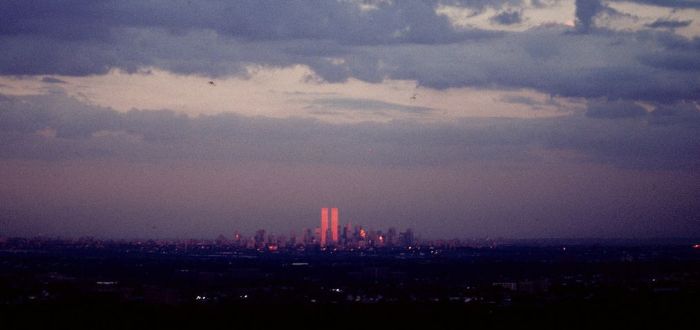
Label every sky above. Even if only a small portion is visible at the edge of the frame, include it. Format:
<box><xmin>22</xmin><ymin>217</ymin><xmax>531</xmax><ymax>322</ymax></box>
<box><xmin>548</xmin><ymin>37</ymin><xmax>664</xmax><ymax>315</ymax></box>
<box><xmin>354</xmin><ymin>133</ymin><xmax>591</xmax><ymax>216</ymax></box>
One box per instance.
<box><xmin>0</xmin><ymin>0</ymin><xmax>699</xmax><ymax>239</ymax></box>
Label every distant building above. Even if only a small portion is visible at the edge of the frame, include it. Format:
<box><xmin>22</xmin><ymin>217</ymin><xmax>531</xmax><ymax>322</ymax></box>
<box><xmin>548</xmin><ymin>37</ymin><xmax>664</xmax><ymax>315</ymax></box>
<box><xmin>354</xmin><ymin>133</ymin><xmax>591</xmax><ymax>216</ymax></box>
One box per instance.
<box><xmin>400</xmin><ymin>229</ymin><xmax>414</xmax><ymax>247</ymax></box>
<box><xmin>331</xmin><ymin>208</ymin><xmax>339</xmax><ymax>244</ymax></box>
<box><xmin>320</xmin><ymin>207</ymin><xmax>340</xmax><ymax>247</ymax></box>
<box><xmin>254</xmin><ymin>229</ymin><xmax>266</xmax><ymax>249</ymax></box>
<box><xmin>321</xmin><ymin>208</ymin><xmax>329</xmax><ymax>247</ymax></box>
<box><xmin>303</xmin><ymin>228</ymin><xmax>314</xmax><ymax>246</ymax></box>
<box><xmin>387</xmin><ymin>227</ymin><xmax>397</xmax><ymax>246</ymax></box>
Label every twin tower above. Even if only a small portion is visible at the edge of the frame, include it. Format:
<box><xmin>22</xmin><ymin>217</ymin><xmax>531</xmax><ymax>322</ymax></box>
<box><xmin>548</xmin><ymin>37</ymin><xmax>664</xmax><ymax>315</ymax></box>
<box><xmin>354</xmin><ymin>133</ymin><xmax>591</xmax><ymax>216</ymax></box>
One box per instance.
<box><xmin>320</xmin><ymin>207</ymin><xmax>339</xmax><ymax>247</ymax></box>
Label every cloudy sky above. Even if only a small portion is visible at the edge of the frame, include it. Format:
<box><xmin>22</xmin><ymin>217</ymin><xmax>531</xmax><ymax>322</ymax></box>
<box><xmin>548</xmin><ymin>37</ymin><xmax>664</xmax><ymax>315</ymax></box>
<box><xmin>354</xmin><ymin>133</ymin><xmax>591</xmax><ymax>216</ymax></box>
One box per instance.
<box><xmin>1</xmin><ymin>0</ymin><xmax>699</xmax><ymax>239</ymax></box>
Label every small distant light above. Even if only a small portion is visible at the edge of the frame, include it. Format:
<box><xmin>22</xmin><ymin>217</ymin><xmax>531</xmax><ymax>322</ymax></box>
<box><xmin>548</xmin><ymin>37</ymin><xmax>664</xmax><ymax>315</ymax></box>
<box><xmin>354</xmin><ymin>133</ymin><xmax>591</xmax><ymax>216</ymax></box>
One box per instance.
<box><xmin>693</xmin><ymin>244</ymin><xmax>700</xmax><ymax>249</ymax></box>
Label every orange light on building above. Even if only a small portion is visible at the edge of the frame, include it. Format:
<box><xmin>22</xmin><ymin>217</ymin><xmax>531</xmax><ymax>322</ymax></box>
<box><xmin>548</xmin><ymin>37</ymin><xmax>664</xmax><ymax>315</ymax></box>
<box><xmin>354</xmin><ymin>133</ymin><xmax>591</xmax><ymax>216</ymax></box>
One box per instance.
<box><xmin>331</xmin><ymin>207</ymin><xmax>339</xmax><ymax>244</ymax></box>
<box><xmin>321</xmin><ymin>207</ymin><xmax>329</xmax><ymax>247</ymax></box>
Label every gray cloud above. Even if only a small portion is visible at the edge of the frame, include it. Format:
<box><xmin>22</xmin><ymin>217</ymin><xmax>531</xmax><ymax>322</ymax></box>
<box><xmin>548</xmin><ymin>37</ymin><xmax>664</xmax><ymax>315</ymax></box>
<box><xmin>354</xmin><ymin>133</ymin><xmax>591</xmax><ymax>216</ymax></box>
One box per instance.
<box><xmin>490</xmin><ymin>10</ymin><xmax>523</xmax><ymax>25</ymax></box>
<box><xmin>646</xmin><ymin>19</ymin><xmax>693</xmax><ymax>29</ymax></box>
<box><xmin>585</xmin><ymin>99</ymin><xmax>648</xmax><ymax>119</ymax></box>
<box><xmin>499</xmin><ymin>95</ymin><xmax>562</xmax><ymax>111</ymax></box>
<box><xmin>41</xmin><ymin>76</ymin><xmax>67</xmax><ymax>84</ymax></box>
<box><xmin>338</xmin><ymin>29</ymin><xmax>700</xmax><ymax>102</ymax></box>
<box><xmin>500</xmin><ymin>95</ymin><xmax>535</xmax><ymax>104</ymax></box>
<box><xmin>0</xmin><ymin>0</ymin><xmax>501</xmax><ymax>46</ymax></box>
<box><xmin>575</xmin><ymin>0</ymin><xmax>603</xmax><ymax>33</ymax></box>
<box><xmin>1</xmin><ymin>93</ymin><xmax>698</xmax><ymax>170</ymax></box>
<box><xmin>638</xmin><ymin>51</ymin><xmax>700</xmax><ymax>72</ymax></box>
<box><xmin>0</xmin><ymin>1</ymin><xmax>699</xmax><ymax>104</ymax></box>
<box><xmin>307</xmin><ymin>97</ymin><xmax>435</xmax><ymax>116</ymax></box>
<box><xmin>610</xmin><ymin>0</ymin><xmax>700</xmax><ymax>9</ymax></box>
<box><xmin>649</xmin><ymin>101</ymin><xmax>700</xmax><ymax>125</ymax></box>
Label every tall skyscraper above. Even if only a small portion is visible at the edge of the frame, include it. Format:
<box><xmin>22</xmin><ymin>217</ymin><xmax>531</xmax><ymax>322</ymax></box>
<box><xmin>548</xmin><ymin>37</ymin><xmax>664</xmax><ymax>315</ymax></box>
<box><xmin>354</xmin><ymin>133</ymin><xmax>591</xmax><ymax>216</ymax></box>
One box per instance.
<box><xmin>320</xmin><ymin>207</ymin><xmax>329</xmax><ymax>247</ymax></box>
<box><xmin>320</xmin><ymin>207</ymin><xmax>339</xmax><ymax>247</ymax></box>
<box><xmin>331</xmin><ymin>207</ymin><xmax>339</xmax><ymax>244</ymax></box>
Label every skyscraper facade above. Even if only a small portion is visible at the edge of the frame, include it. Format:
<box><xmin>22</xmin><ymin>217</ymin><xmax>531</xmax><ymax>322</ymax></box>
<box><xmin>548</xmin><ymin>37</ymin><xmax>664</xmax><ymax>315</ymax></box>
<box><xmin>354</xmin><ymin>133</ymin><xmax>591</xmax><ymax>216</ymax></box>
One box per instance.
<box><xmin>320</xmin><ymin>207</ymin><xmax>340</xmax><ymax>247</ymax></box>
<box><xmin>331</xmin><ymin>207</ymin><xmax>339</xmax><ymax>244</ymax></box>
<box><xmin>320</xmin><ymin>207</ymin><xmax>329</xmax><ymax>247</ymax></box>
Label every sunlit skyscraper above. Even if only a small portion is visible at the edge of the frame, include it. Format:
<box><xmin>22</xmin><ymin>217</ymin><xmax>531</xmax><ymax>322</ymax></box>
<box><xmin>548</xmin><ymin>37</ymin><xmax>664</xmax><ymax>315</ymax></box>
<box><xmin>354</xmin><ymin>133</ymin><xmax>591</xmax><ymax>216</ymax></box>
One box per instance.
<box><xmin>320</xmin><ymin>207</ymin><xmax>329</xmax><ymax>247</ymax></box>
<box><xmin>331</xmin><ymin>207</ymin><xmax>339</xmax><ymax>244</ymax></box>
<box><xmin>320</xmin><ymin>207</ymin><xmax>339</xmax><ymax>247</ymax></box>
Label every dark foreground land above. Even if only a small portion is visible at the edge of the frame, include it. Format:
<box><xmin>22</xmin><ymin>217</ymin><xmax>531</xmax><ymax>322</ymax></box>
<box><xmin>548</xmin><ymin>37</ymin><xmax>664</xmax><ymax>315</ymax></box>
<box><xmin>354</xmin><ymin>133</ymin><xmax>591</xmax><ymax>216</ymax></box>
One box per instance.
<box><xmin>1</xmin><ymin>239</ymin><xmax>699</xmax><ymax>329</ymax></box>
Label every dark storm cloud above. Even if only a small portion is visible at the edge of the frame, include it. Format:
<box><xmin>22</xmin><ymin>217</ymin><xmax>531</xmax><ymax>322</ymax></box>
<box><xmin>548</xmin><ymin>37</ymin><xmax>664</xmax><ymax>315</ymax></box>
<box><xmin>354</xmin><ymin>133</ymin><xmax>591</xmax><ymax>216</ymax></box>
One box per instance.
<box><xmin>0</xmin><ymin>0</ymin><xmax>502</xmax><ymax>46</ymax></box>
<box><xmin>1</xmin><ymin>1</ymin><xmax>699</xmax><ymax>103</ymax></box>
<box><xmin>491</xmin><ymin>10</ymin><xmax>523</xmax><ymax>25</ymax></box>
<box><xmin>1</xmin><ymin>93</ymin><xmax>699</xmax><ymax>170</ymax></box>
<box><xmin>345</xmin><ymin>29</ymin><xmax>700</xmax><ymax>102</ymax></box>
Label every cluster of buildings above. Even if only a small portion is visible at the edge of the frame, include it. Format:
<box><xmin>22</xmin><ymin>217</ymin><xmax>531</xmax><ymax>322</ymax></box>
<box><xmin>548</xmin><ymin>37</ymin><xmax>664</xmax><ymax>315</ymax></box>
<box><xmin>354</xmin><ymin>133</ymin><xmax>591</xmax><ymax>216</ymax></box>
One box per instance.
<box><xmin>224</xmin><ymin>207</ymin><xmax>416</xmax><ymax>251</ymax></box>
